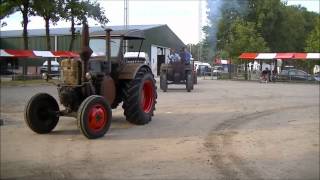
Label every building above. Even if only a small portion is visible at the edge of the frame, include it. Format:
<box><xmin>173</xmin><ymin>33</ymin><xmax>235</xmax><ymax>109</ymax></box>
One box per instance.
<box><xmin>0</xmin><ymin>24</ymin><xmax>185</xmax><ymax>76</ymax></box>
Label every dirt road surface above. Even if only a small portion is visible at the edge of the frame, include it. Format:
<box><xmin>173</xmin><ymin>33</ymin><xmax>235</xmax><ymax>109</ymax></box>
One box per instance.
<box><xmin>1</xmin><ymin>79</ymin><xmax>319</xmax><ymax>179</ymax></box>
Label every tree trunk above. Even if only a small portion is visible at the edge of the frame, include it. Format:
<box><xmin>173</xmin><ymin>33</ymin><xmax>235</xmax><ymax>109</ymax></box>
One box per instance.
<box><xmin>68</xmin><ymin>15</ymin><xmax>75</xmax><ymax>51</ymax></box>
<box><xmin>22</xmin><ymin>1</ymin><xmax>29</xmax><ymax>77</ymax></box>
<box><xmin>45</xmin><ymin>17</ymin><xmax>51</xmax><ymax>74</ymax></box>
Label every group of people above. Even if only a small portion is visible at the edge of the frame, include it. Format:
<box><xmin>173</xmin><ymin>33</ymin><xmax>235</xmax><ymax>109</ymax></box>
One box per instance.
<box><xmin>167</xmin><ymin>47</ymin><xmax>191</xmax><ymax>65</ymax></box>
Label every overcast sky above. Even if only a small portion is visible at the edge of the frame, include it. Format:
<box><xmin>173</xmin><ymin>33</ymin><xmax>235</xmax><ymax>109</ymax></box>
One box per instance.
<box><xmin>1</xmin><ymin>0</ymin><xmax>319</xmax><ymax>44</ymax></box>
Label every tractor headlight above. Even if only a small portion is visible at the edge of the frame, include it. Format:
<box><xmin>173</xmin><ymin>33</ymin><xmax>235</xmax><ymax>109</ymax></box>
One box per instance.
<box><xmin>85</xmin><ymin>72</ymin><xmax>92</xmax><ymax>80</ymax></box>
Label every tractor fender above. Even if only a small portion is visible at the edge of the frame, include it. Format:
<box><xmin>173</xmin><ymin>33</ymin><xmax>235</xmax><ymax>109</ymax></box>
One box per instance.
<box><xmin>118</xmin><ymin>64</ymin><xmax>152</xmax><ymax>80</ymax></box>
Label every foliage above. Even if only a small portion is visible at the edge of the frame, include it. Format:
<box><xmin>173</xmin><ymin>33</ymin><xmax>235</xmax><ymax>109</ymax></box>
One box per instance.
<box><xmin>33</xmin><ymin>0</ymin><xmax>61</xmax><ymax>73</ymax></box>
<box><xmin>204</xmin><ymin>0</ymin><xmax>320</xmax><ymax>66</ymax></box>
<box><xmin>59</xmin><ymin>0</ymin><xmax>109</xmax><ymax>50</ymax></box>
<box><xmin>33</xmin><ymin>0</ymin><xmax>60</xmax><ymax>50</ymax></box>
<box><xmin>0</xmin><ymin>0</ymin><xmax>18</xmax><ymax>20</ymax></box>
<box><xmin>224</xmin><ymin>18</ymin><xmax>269</xmax><ymax>58</ymax></box>
<box><xmin>305</xmin><ymin>19</ymin><xmax>320</xmax><ymax>52</ymax></box>
<box><xmin>187</xmin><ymin>41</ymin><xmax>211</xmax><ymax>63</ymax></box>
<box><xmin>0</xmin><ymin>0</ymin><xmax>34</xmax><ymax>75</ymax></box>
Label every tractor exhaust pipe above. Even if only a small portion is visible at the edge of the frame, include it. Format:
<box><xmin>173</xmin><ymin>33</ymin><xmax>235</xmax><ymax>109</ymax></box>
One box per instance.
<box><xmin>79</xmin><ymin>21</ymin><xmax>93</xmax><ymax>82</ymax></box>
<box><xmin>105</xmin><ymin>28</ymin><xmax>112</xmax><ymax>74</ymax></box>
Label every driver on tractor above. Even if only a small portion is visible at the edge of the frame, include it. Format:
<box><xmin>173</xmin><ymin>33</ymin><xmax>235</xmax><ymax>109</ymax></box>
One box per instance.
<box><xmin>179</xmin><ymin>47</ymin><xmax>191</xmax><ymax>65</ymax></box>
<box><xmin>168</xmin><ymin>48</ymin><xmax>180</xmax><ymax>63</ymax></box>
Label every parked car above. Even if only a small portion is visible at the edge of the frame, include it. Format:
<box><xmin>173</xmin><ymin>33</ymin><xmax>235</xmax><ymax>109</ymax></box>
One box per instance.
<box><xmin>212</xmin><ymin>66</ymin><xmax>224</xmax><ymax>76</ymax></box>
<box><xmin>278</xmin><ymin>69</ymin><xmax>315</xmax><ymax>81</ymax></box>
<box><xmin>197</xmin><ymin>64</ymin><xmax>211</xmax><ymax>76</ymax></box>
<box><xmin>40</xmin><ymin>60</ymin><xmax>60</xmax><ymax>75</ymax></box>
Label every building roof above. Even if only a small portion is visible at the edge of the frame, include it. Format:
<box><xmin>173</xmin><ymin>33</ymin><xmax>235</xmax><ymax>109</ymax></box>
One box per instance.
<box><xmin>0</xmin><ymin>24</ymin><xmax>163</xmax><ymax>38</ymax></box>
<box><xmin>91</xmin><ymin>29</ymin><xmax>145</xmax><ymax>39</ymax></box>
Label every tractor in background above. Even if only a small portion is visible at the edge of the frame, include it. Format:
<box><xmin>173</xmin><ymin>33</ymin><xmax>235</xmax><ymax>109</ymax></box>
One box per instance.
<box><xmin>159</xmin><ymin>61</ymin><xmax>194</xmax><ymax>92</ymax></box>
<box><xmin>25</xmin><ymin>23</ymin><xmax>157</xmax><ymax>139</ymax></box>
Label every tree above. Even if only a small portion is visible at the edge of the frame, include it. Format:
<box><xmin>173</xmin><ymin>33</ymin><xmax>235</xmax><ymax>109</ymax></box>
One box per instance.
<box><xmin>246</xmin><ymin>0</ymin><xmax>285</xmax><ymax>51</ymax></box>
<box><xmin>305</xmin><ymin>19</ymin><xmax>320</xmax><ymax>73</ymax></box>
<box><xmin>59</xmin><ymin>0</ymin><xmax>109</xmax><ymax>51</ymax></box>
<box><xmin>204</xmin><ymin>0</ymin><xmax>248</xmax><ymax>61</ymax></box>
<box><xmin>305</xmin><ymin>19</ymin><xmax>320</xmax><ymax>52</ymax></box>
<box><xmin>224</xmin><ymin>18</ymin><xmax>269</xmax><ymax>60</ymax></box>
<box><xmin>0</xmin><ymin>0</ymin><xmax>18</xmax><ymax>26</ymax></box>
<box><xmin>0</xmin><ymin>0</ymin><xmax>34</xmax><ymax>76</ymax></box>
<box><xmin>33</xmin><ymin>0</ymin><xmax>60</xmax><ymax>74</ymax></box>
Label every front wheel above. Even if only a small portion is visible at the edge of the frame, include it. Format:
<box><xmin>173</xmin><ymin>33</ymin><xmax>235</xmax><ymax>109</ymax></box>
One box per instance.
<box><xmin>77</xmin><ymin>95</ymin><xmax>112</xmax><ymax>139</ymax></box>
<box><xmin>122</xmin><ymin>67</ymin><xmax>157</xmax><ymax>125</ymax></box>
<box><xmin>193</xmin><ymin>72</ymin><xmax>197</xmax><ymax>84</ymax></box>
<box><xmin>24</xmin><ymin>93</ymin><xmax>59</xmax><ymax>134</ymax></box>
<box><xmin>186</xmin><ymin>72</ymin><xmax>193</xmax><ymax>92</ymax></box>
<box><xmin>160</xmin><ymin>73</ymin><xmax>167</xmax><ymax>92</ymax></box>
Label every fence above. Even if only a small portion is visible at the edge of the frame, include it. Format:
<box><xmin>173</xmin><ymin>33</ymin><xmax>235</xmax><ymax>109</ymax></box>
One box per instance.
<box><xmin>200</xmin><ymin>65</ymin><xmax>320</xmax><ymax>84</ymax></box>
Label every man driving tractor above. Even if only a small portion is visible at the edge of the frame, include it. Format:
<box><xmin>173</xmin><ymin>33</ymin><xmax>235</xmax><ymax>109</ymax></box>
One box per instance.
<box><xmin>168</xmin><ymin>48</ymin><xmax>180</xmax><ymax>63</ymax></box>
<box><xmin>179</xmin><ymin>47</ymin><xmax>191</xmax><ymax>65</ymax></box>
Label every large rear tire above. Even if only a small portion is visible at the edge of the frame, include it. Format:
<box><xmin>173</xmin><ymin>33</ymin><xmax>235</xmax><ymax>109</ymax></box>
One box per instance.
<box><xmin>122</xmin><ymin>67</ymin><xmax>157</xmax><ymax>125</ymax></box>
<box><xmin>186</xmin><ymin>72</ymin><xmax>193</xmax><ymax>92</ymax></box>
<box><xmin>77</xmin><ymin>95</ymin><xmax>112</xmax><ymax>139</ymax></box>
<box><xmin>160</xmin><ymin>73</ymin><xmax>167</xmax><ymax>92</ymax></box>
<box><xmin>24</xmin><ymin>93</ymin><xmax>59</xmax><ymax>134</ymax></box>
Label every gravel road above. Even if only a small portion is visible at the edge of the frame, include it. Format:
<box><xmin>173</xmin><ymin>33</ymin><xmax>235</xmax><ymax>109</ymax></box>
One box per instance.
<box><xmin>1</xmin><ymin>79</ymin><xmax>319</xmax><ymax>179</ymax></box>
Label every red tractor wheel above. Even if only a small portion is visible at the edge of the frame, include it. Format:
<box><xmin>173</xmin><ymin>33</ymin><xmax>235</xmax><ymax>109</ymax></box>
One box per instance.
<box><xmin>122</xmin><ymin>67</ymin><xmax>157</xmax><ymax>125</ymax></box>
<box><xmin>24</xmin><ymin>93</ymin><xmax>59</xmax><ymax>134</ymax></box>
<box><xmin>77</xmin><ymin>95</ymin><xmax>112</xmax><ymax>139</ymax></box>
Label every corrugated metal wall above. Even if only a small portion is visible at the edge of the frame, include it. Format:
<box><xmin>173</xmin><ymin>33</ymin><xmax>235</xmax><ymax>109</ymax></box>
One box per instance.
<box><xmin>57</xmin><ymin>35</ymin><xmax>81</xmax><ymax>51</ymax></box>
<box><xmin>0</xmin><ymin>36</ymin><xmax>55</xmax><ymax>50</ymax></box>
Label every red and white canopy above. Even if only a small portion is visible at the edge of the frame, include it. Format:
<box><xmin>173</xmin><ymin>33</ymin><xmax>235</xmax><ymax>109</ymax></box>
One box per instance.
<box><xmin>239</xmin><ymin>52</ymin><xmax>320</xmax><ymax>60</ymax></box>
<box><xmin>0</xmin><ymin>49</ymin><xmax>79</xmax><ymax>58</ymax></box>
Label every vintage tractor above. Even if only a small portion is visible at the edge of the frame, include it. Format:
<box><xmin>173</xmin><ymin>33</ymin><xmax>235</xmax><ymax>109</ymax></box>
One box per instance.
<box><xmin>159</xmin><ymin>61</ymin><xmax>194</xmax><ymax>92</ymax></box>
<box><xmin>24</xmin><ymin>24</ymin><xmax>157</xmax><ymax>139</ymax></box>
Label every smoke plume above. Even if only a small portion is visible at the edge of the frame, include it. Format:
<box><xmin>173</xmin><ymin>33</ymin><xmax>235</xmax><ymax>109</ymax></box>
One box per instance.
<box><xmin>206</xmin><ymin>0</ymin><xmax>248</xmax><ymax>57</ymax></box>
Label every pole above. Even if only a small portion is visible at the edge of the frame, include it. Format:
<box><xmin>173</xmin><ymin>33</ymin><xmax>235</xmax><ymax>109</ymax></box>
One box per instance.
<box><xmin>124</xmin><ymin>0</ymin><xmax>129</xmax><ymax>53</ymax></box>
<box><xmin>198</xmin><ymin>0</ymin><xmax>202</xmax><ymax>62</ymax></box>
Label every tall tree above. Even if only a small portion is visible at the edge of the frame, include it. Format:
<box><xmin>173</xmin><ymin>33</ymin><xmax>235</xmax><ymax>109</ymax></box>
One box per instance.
<box><xmin>33</xmin><ymin>0</ymin><xmax>60</xmax><ymax>74</ymax></box>
<box><xmin>59</xmin><ymin>0</ymin><xmax>109</xmax><ymax>51</ymax></box>
<box><xmin>205</xmin><ymin>0</ymin><xmax>248</xmax><ymax>60</ymax></box>
<box><xmin>0</xmin><ymin>0</ymin><xmax>18</xmax><ymax>26</ymax></box>
<box><xmin>246</xmin><ymin>0</ymin><xmax>285</xmax><ymax>51</ymax></box>
<box><xmin>305</xmin><ymin>19</ymin><xmax>320</xmax><ymax>52</ymax></box>
<box><xmin>0</xmin><ymin>0</ymin><xmax>34</xmax><ymax>75</ymax></box>
<box><xmin>224</xmin><ymin>18</ymin><xmax>269</xmax><ymax>60</ymax></box>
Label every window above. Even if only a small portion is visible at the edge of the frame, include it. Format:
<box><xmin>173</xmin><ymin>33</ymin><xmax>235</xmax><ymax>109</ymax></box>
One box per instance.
<box><xmin>89</xmin><ymin>38</ymin><xmax>121</xmax><ymax>57</ymax></box>
<box><xmin>296</xmin><ymin>70</ymin><xmax>307</xmax><ymax>77</ymax></box>
<box><xmin>288</xmin><ymin>70</ymin><xmax>296</xmax><ymax>76</ymax></box>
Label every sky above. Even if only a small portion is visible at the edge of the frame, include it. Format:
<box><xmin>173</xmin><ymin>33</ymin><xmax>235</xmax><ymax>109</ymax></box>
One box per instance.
<box><xmin>0</xmin><ymin>0</ymin><xmax>319</xmax><ymax>44</ymax></box>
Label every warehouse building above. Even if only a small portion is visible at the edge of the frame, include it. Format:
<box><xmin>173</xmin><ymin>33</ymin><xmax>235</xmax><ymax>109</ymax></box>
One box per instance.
<box><xmin>0</xmin><ymin>24</ymin><xmax>185</xmax><ymax>75</ymax></box>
